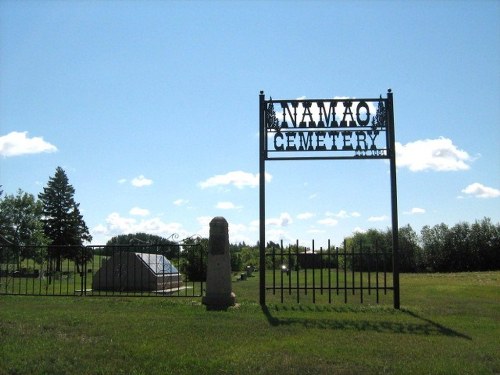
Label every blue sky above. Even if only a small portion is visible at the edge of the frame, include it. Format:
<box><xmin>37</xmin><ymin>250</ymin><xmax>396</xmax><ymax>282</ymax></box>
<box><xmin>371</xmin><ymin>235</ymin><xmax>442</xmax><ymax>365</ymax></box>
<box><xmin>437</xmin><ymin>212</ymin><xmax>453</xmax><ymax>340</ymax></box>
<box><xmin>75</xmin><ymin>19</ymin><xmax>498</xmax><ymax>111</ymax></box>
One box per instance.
<box><xmin>1</xmin><ymin>1</ymin><xmax>499</xmax><ymax>247</ymax></box>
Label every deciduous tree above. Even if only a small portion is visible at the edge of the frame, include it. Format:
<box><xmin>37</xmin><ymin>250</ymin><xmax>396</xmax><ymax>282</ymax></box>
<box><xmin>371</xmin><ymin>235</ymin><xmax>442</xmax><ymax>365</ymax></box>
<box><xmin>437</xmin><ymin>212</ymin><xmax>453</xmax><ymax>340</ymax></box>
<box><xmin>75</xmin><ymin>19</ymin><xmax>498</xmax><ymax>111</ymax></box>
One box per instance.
<box><xmin>105</xmin><ymin>233</ymin><xmax>178</xmax><ymax>259</ymax></box>
<box><xmin>0</xmin><ymin>189</ymin><xmax>48</xmax><ymax>265</ymax></box>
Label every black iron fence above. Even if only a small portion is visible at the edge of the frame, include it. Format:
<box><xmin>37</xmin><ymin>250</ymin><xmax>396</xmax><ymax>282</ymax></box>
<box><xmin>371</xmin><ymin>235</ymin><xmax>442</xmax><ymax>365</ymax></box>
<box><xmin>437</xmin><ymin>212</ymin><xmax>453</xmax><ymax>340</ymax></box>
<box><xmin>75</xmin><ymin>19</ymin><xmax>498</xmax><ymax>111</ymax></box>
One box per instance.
<box><xmin>266</xmin><ymin>240</ymin><xmax>394</xmax><ymax>304</ymax></box>
<box><xmin>0</xmin><ymin>243</ymin><xmax>205</xmax><ymax>297</ymax></box>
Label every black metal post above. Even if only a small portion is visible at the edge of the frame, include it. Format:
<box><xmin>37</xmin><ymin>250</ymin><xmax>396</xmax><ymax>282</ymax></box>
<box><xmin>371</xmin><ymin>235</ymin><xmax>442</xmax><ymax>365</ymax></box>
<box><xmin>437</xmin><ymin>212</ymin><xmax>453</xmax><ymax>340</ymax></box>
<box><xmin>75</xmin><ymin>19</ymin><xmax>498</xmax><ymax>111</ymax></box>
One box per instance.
<box><xmin>387</xmin><ymin>89</ymin><xmax>400</xmax><ymax>309</ymax></box>
<box><xmin>259</xmin><ymin>91</ymin><xmax>266</xmax><ymax>306</ymax></box>
<box><xmin>296</xmin><ymin>240</ymin><xmax>300</xmax><ymax>303</ymax></box>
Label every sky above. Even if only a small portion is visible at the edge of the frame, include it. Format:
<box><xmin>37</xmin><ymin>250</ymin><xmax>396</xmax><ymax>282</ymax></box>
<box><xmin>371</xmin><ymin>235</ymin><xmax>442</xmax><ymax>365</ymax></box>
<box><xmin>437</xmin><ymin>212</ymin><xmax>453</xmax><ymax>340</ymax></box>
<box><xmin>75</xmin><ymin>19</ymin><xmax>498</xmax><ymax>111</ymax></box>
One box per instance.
<box><xmin>1</xmin><ymin>0</ymin><xmax>499</xmax><ymax>247</ymax></box>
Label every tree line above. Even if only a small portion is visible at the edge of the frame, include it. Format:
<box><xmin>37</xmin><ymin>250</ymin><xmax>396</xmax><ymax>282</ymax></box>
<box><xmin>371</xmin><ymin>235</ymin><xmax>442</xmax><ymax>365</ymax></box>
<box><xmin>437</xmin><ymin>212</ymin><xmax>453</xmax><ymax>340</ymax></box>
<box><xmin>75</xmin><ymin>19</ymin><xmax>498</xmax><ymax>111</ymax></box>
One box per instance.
<box><xmin>1</xmin><ymin>168</ymin><xmax>498</xmax><ymax>274</ymax></box>
<box><xmin>344</xmin><ymin>220</ymin><xmax>499</xmax><ymax>272</ymax></box>
<box><xmin>227</xmin><ymin>219</ymin><xmax>499</xmax><ymax>273</ymax></box>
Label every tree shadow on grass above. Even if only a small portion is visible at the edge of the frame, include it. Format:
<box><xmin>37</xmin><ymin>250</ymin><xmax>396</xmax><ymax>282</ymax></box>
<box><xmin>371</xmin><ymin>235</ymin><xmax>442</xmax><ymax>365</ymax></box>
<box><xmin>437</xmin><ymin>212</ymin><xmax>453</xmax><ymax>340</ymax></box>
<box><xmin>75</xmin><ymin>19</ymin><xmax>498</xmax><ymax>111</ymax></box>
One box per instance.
<box><xmin>261</xmin><ymin>305</ymin><xmax>471</xmax><ymax>340</ymax></box>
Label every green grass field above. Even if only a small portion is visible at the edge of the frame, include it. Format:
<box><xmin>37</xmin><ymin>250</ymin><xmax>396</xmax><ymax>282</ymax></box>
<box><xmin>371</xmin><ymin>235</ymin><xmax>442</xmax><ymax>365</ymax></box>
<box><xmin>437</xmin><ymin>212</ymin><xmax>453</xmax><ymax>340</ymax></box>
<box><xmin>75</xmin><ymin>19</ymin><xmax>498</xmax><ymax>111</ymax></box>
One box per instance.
<box><xmin>1</xmin><ymin>271</ymin><xmax>499</xmax><ymax>374</ymax></box>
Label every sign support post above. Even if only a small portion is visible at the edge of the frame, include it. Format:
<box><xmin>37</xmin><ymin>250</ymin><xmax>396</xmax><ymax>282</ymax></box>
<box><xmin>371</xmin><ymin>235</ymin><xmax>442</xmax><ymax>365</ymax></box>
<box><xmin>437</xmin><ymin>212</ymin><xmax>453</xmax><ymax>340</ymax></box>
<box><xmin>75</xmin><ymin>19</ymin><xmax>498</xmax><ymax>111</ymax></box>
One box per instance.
<box><xmin>387</xmin><ymin>90</ymin><xmax>400</xmax><ymax>309</ymax></box>
<box><xmin>259</xmin><ymin>91</ymin><xmax>266</xmax><ymax>306</ymax></box>
<box><xmin>258</xmin><ymin>90</ymin><xmax>400</xmax><ymax>309</ymax></box>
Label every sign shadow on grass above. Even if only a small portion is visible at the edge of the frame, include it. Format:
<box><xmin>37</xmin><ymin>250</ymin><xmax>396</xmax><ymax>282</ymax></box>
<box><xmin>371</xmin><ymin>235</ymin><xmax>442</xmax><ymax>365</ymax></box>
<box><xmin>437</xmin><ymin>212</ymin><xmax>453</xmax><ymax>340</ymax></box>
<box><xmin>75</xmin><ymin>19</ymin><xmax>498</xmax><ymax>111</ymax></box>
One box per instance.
<box><xmin>400</xmin><ymin>309</ymin><xmax>471</xmax><ymax>340</ymax></box>
<box><xmin>261</xmin><ymin>306</ymin><xmax>471</xmax><ymax>340</ymax></box>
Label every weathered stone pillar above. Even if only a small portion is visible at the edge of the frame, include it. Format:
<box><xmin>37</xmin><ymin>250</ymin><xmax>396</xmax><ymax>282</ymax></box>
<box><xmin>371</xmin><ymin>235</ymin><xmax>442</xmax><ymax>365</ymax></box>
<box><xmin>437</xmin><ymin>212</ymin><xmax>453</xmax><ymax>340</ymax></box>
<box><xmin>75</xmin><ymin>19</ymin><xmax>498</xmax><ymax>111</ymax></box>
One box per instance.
<box><xmin>202</xmin><ymin>217</ymin><xmax>236</xmax><ymax>309</ymax></box>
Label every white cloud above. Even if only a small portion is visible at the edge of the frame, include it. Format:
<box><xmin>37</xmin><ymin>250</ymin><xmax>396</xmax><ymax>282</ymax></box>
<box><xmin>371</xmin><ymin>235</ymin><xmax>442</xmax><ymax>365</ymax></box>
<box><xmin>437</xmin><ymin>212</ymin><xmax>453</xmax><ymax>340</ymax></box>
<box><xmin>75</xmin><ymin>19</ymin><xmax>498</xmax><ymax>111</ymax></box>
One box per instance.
<box><xmin>129</xmin><ymin>207</ymin><xmax>150</xmax><ymax>216</ymax></box>
<box><xmin>118</xmin><ymin>178</ymin><xmax>127</xmax><ymax>184</ymax></box>
<box><xmin>199</xmin><ymin>171</ymin><xmax>272</xmax><ymax>189</ymax></box>
<box><xmin>368</xmin><ymin>215</ymin><xmax>389</xmax><ymax>222</ymax></box>
<box><xmin>249</xmin><ymin>219</ymin><xmax>259</xmax><ymax>229</ymax></box>
<box><xmin>196</xmin><ymin>216</ymin><xmax>212</xmax><ymax>238</ymax></box>
<box><xmin>0</xmin><ymin>131</ymin><xmax>57</xmax><ymax>157</ymax></box>
<box><xmin>173</xmin><ymin>199</ymin><xmax>189</xmax><ymax>206</ymax></box>
<box><xmin>266</xmin><ymin>228</ymin><xmax>291</xmax><ymax>243</ymax></box>
<box><xmin>307</xmin><ymin>228</ymin><xmax>325</xmax><ymax>234</ymax></box>
<box><xmin>131</xmin><ymin>175</ymin><xmax>153</xmax><ymax>187</ymax></box>
<box><xmin>216</xmin><ymin>201</ymin><xmax>242</xmax><ymax>210</ymax></box>
<box><xmin>396</xmin><ymin>137</ymin><xmax>471</xmax><ymax>172</ymax></box>
<box><xmin>404</xmin><ymin>207</ymin><xmax>426</xmax><ymax>215</ymax></box>
<box><xmin>317</xmin><ymin>217</ymin><xmax>339</xmax><ymax>226</ymax></box>
<box><xmin>105</xmin><ymin>213</ymin><xmax>136</xmax><ymax>233</ymax></box>
<box><xmin>461</xmin><ymin>183</ymin><xmax>500</xmax><ymax>199</ymax></box>
<box><xmin>325</xmin><ymin>210</ymin><xmax>360</xmax><ymax>218</ymax></box>
<box><xmin>92</xmin><ymin>224</ymin><xmax>108</xmax><ymax>235</ymax></box>
<box><xmin>266</xmin><ymin>212</ymin><xmax>293</xmax><ymax>227</ymax></box>
<box><xmin>326</xmin><ymin>210</ymin><xmax>346</xmax><ymax>218</ymax></box>
<box><xmin>94</xmin><ymin>212</ymin><xmax>186</xmax><ymax>239</ymax></box>
<box><xmin>353</xmin><ymin>227</ymin><xmax>367</xmax><ymax>234</ymax></box>
<box><xmin>297</xmin><ymin>212</ymin><xmax>315</xmax><ymax>220</ymax></box>
<box><xmin>226</xmin><ymin>222</ymin><xmax>253</xmax><ymax>244</ymax></box>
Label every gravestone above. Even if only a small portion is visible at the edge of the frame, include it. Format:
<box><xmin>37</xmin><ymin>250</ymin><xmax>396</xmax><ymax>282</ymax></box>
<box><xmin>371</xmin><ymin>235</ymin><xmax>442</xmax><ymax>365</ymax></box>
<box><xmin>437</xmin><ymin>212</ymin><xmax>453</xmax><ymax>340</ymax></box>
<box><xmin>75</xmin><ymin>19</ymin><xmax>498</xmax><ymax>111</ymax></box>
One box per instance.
<box><xmin>202</xmin><ymin>217</ymin><xmax>236</xmax><ymax>309</ymax></box>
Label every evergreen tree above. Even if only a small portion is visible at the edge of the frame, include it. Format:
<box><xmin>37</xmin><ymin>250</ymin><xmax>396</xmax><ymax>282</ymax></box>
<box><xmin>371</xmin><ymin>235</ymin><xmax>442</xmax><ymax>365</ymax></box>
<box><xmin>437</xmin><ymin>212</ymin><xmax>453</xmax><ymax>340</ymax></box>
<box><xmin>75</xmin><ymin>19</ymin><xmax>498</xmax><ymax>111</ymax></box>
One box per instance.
<box><xmin>38</xmin><ymin>167</ymin><xmax>92</xmax><ymax>270</ymax></box>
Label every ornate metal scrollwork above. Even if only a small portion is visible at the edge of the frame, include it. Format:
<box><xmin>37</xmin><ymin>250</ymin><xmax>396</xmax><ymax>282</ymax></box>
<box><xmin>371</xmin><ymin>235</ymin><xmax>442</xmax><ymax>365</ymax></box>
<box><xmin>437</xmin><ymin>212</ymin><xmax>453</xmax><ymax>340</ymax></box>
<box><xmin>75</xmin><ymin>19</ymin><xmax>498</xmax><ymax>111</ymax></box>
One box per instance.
<box><xmin>265</xmin><ymin>99</ymin><xmax>280</xmax><ymax>130</ymax></box>
<box><xmin>166</xmin><ymin>233</ymin><xmax>180</xmax><ymax>243</ymax></box>
<box><xmin>371</xmin><ymin>96</ymin><xmax>387</xmax><ymax>129</ymax></box>
<box><xmin>181</xmin><ymin>234</ymin><xmax>202</xmax><ymax>243</ymax></box>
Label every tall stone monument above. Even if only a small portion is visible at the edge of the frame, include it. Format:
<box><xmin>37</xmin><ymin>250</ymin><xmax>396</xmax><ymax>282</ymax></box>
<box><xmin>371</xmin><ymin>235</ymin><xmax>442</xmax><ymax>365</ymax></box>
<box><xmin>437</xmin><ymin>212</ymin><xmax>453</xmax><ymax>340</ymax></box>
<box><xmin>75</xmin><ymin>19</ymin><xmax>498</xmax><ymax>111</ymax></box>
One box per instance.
<box><xmin>202</xmin><ymin>217</ymin><xmax>236</xmax><ymax>309</ymax></box>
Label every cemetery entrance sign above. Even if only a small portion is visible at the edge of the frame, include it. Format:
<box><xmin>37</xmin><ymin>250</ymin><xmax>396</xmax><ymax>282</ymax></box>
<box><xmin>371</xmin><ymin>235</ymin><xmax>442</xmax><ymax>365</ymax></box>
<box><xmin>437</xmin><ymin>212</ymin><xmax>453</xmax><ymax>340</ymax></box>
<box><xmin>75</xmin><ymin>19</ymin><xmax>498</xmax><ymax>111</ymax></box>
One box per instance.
<box><xmin>259</xmin><ymin>90</ymin><xmax>400</xmax><ymax>308</ymax></box>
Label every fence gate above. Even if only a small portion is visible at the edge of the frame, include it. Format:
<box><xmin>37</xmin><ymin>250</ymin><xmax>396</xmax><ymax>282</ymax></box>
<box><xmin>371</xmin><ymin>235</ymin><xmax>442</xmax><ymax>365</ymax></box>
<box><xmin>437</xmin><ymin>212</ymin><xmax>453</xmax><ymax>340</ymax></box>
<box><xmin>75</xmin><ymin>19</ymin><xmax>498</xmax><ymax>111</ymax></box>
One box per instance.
<box><xmin>0</xmin><ymin>243</ymin><xmax>205</xmax><ymax>297</ymax></box>
<box><xmin>259</xmin><ymin>90</ymin><xmax>400</xmax><ymax>308</ymax></box>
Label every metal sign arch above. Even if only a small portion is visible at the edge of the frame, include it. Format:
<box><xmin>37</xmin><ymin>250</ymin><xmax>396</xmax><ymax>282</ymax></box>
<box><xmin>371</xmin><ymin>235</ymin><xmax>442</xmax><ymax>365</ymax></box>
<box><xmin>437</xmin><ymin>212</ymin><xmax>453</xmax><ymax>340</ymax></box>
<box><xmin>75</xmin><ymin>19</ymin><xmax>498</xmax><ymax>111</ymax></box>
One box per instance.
<box><xmin>258</xmin><ymin>90</ymin><xmax>400</xmax><ymax>308</ymax></box>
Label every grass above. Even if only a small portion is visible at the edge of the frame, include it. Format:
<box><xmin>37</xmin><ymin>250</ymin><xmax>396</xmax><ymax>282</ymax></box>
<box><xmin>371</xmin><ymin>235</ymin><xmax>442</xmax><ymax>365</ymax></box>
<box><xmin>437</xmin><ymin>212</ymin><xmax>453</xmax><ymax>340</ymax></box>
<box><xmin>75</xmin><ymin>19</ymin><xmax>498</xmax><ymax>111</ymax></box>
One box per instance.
<box><xmin>0</xmin><ymin>271</ymin><xmax>499</xmax><ymax>374</ymax></box>
<box><xmin>2</xmin><ymin>264</ymin><xmax>392</xmax><ymax>303</ymax></box>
